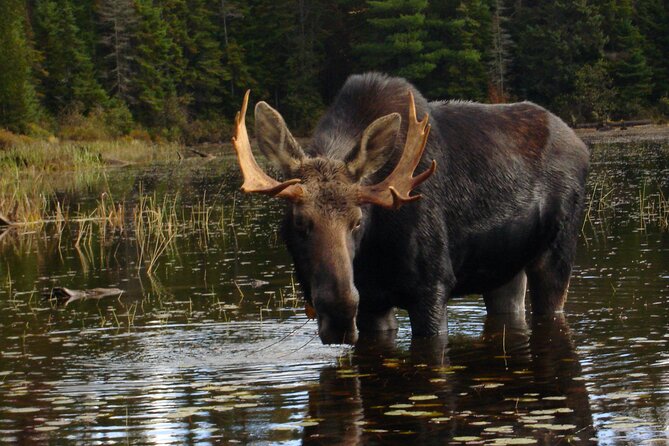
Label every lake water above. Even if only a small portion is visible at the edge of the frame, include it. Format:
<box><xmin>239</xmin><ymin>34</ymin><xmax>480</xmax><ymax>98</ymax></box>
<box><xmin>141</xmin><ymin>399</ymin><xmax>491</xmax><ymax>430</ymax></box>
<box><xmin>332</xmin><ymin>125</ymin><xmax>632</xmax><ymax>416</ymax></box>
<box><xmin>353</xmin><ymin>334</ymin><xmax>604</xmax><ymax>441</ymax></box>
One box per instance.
<box><xmin>0</xmin><ymin>141</ymin><xmax>667</xmax><ymax>445</ymax></box>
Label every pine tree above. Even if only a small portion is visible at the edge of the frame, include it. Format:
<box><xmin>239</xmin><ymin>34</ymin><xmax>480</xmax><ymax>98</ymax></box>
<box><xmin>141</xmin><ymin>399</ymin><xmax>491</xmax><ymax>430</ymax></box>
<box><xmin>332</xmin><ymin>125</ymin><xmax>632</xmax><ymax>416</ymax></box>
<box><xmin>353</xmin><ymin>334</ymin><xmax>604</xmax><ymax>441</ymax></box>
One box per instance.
<box><xmin>283</xmin><ymin>0</ymin><xmax>325</xmax><ymax>131</ymax></box>
<box><xmin>132</xmin><ymin>0</ymin><xmax>180</xmax><ymax>127</ymax></box>
<box><xmin>636</xmin><ymin>0</ymin><xmax>669</xmax><ymax>102</ymax></box>
<box><xmin>0</xmin><ymin>0</ymin><xmax>38</xmax><ymax>132</ymax></box>
<box><xmin>162</xmin><ymin>0</ymin><xmax>226</xmax><ymax>117</ymax></box>
<box><xmin>488</xmin><ymin>0</ymin><xmax>513</xmax><ymax>102</ymax></box>
<box><xmin>597</xmin><ymin>0</ymin><xmax>653</xmax><ymax>117</ymax></box>
<box><xmin>636</xmin><ymin>0</ymin><xmax>669</xmax><ymax>103</ymax></box>
<box><xmin>219</xmin><ymin>0</ymin><xmax>255</xmax><ymax>102</ymax></box>
<box><xmin>421</xmin><ymin>0</ymin><xmax>491</xmax><ymax>100</ymax></box>
<box><xmin>34</xmin><ymin>0</ymin><xmax>108</xmax><ymax>113</ymax></box>
<box><xmin>98</xmin><ymin>0</ymin><xmax>138</xmax><ymax>102</ymax></box>
<box><xmin>355</xmin><ymin>0</ymin><xmax>436</xmax><ymax>82</ymax></box>
<box><xmin>509</xmin><ymin>0</ymin><xmax>605</xmax><ymax>116</ymax></box>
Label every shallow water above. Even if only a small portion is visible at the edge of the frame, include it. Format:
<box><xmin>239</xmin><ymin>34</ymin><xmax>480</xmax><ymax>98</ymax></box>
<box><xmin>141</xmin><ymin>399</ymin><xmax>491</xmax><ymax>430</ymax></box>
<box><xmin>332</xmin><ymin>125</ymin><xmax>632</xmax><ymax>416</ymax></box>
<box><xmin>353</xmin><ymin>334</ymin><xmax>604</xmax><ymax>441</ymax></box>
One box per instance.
<box><xmin>1</xmin><ymin>143</ymin><xmax>668</xmax><ymax>445</ymax></box>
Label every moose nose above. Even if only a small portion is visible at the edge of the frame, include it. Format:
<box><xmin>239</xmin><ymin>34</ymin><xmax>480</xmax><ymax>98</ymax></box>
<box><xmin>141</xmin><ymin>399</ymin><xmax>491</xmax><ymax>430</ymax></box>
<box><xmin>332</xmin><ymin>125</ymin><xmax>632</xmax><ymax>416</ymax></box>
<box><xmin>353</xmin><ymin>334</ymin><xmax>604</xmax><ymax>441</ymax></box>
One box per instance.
<box><xmin>312</xmin><ymin>284</ymin><xmax>359</xmax><ymax>345</ymax></box>
<box><xmin>318</xmin><ymin>313</ymin><xmax>359</xmax><ymax>345</ymax></box>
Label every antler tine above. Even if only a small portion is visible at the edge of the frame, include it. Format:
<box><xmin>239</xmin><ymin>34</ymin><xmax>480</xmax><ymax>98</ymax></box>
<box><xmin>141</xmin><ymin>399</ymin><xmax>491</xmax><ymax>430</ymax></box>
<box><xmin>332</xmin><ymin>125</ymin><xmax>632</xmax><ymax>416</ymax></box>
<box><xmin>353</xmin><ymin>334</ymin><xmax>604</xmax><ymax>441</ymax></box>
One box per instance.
<box><xmin>231</xmin><ymin>90</ymin><xmax>302</xmax><ymax>199</ymax></box>
<box><xmin>358</xmin><ymin>90</ymin><xmax>437</xmax><ymax>210</ymax></box>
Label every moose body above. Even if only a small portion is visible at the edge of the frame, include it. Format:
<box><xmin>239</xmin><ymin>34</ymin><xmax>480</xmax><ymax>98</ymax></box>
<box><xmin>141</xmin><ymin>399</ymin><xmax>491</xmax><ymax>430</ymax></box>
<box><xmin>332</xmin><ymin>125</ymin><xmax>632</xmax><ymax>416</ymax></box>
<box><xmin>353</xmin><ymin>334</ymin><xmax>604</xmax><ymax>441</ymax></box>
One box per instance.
<box><xmin>232</xmin><ymin>73</ymin><xmax>589</xmax><ymax>344</ymax></box>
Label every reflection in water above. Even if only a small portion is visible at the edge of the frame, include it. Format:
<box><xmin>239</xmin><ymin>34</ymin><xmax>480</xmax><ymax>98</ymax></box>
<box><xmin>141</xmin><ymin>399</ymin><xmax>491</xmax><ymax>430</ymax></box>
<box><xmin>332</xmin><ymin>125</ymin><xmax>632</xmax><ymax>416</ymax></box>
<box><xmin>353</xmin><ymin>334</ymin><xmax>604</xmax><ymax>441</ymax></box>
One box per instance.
<box><xmin>303</xmin><ymin>315</ymin><xmax>595</xmax><ymax>445</ymax></box>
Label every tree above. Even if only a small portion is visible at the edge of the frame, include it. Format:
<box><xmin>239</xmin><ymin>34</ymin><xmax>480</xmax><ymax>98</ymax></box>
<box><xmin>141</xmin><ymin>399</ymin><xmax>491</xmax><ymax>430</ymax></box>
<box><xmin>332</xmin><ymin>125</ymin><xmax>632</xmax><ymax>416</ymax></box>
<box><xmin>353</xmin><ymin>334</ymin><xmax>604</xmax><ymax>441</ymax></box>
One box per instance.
<box><xmin>132</xmin><ymin>0</ymin><xmax>180</xmax><ymax>127</ymax></box>
<box><xmin>98</xmin><ymin>0</ymin><xmax>138</xmax><ymax>102</ymax></box>
<box><xmin>488</xmin><ymin>0</ymin><xmax>513</xmax><ymax>102</ymax></box>
<box><xmin>162</xmin><ymin>0</ymin><xmax>226</xmax><ymax>117</ymax></box>
<box><xmin>355</xmin><ymin>0</ymin><xmax>436</xmax><ymax>82</ymax></box>
<box><xmin>509</xmin><ymin>0</ymin><xmax>605</xmax><ymax>115</ymax></box>
<box><xmin>571</xmin><ymin>60</ymin><xmax>614</xmax><ymax>122</ymax></box>
<box><xmin>0</xmin><ymin>0</ymin><xmax>38</xmax><ymax>131</ymax></box>
<box><xmin>635</xmin><ymin>0</ymin><xmax>669</xmax><ymax>103</ymax></box>
<box><xmin>283</xmin><ymin>0</ymin><xmax>325</xmax><ymax>131</ymax></box>
<box><xmin>34</xmin><ymin>0</ymin><xmax>107</xmax><ymax>113</ymax></box>
<box><xmin>597</xmin><ymin>0</ymin><xmax>653</xmax><ymax>117</ymax></box>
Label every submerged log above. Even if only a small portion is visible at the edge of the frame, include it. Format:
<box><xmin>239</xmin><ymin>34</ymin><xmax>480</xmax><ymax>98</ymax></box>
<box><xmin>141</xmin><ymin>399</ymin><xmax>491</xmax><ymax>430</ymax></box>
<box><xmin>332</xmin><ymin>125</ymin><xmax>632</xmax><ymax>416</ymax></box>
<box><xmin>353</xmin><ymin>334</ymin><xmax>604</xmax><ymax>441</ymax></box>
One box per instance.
<box><xmin>43</xmin><ymin>287</ymin><xmax>124</xmax><ymax>306</ymax></box>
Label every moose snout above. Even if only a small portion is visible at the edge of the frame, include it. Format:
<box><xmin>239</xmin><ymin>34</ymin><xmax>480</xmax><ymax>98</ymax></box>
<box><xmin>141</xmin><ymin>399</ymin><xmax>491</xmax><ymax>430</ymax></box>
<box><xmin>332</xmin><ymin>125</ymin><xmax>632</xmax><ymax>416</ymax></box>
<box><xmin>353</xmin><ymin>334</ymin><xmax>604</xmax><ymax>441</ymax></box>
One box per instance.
<box><xmin>312</xmin><ymin>282</ymin><xmax>359</xmax><ymax>345</ymax></box>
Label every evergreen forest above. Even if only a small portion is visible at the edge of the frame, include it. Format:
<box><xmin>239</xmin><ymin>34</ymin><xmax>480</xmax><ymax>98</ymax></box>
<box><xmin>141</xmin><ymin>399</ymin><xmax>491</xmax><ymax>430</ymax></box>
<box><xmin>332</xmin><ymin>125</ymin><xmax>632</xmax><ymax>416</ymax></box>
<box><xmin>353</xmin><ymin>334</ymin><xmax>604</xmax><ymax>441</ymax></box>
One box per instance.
<box><xmin>1</xmin><ymin>0</ymin><xmax>668</xmax><ymax>142</ymax></box>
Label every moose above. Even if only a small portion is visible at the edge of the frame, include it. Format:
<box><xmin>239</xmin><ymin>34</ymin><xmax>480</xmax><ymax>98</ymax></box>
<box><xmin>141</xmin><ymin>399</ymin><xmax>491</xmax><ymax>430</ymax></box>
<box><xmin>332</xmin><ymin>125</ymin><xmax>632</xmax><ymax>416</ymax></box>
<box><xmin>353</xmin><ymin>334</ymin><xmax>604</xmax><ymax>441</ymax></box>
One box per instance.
<box><xmin>231</xmin><ymin>73</ymin><xmax>589</xmax><ymax>344</ymax></box>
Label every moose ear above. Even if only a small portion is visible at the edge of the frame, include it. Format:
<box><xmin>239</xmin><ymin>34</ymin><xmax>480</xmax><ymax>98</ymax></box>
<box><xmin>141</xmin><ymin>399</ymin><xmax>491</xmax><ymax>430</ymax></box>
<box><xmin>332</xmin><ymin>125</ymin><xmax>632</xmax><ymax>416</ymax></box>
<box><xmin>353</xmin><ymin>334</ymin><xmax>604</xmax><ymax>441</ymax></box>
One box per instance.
<box><xmin>346</xmin><ymin>113</ymin><xmax>401</xmax><ymax>181</ymax></box>
<box><xmin>254</xmin><ymin>101</ymin><xmax>306</xmax><ymax>175</ymax></box>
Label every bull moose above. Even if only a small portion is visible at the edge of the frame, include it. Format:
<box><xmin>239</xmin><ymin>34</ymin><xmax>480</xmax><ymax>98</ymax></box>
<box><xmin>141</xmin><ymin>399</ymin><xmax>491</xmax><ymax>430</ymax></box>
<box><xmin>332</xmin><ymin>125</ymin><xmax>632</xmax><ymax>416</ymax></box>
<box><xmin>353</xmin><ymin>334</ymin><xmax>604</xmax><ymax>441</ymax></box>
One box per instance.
<box><xmin>231</xmin><ymin>72</ymin><xmax>589</xmax><ymax>344</ymax></box>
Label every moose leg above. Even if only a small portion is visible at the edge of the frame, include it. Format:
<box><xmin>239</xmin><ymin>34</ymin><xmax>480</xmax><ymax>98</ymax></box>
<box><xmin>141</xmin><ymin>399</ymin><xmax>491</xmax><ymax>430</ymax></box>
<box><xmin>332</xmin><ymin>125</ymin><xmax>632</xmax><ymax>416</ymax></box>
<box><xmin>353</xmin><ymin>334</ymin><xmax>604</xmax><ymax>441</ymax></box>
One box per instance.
<box><xmin>356</xmin><ymin>307</ymin><xmax>398</xmax><ymax>333</ymax></box>
<box><xmin>408</xmin><ymin>283</ymin><xmax>448</xmax><ymax>337</ymax></box>
<box><xmin>483</xmin><ymin>271</ymin><xmax>527</xmax><ymax>314</ymax></box>
<box><xmin>526</xmin><ymin>230</ymin><xmax>578</xmax><ymax>314</ymax></box>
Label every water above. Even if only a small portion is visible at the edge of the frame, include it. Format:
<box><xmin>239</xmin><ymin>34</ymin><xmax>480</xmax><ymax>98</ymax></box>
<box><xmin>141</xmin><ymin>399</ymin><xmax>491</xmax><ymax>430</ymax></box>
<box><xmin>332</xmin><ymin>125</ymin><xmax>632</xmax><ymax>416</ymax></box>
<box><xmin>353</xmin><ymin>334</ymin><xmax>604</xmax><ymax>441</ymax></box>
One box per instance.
<box><xmin>1</xmin><ymin>142</ymin><xmax>668</xmax><ymax>445</ymax></box>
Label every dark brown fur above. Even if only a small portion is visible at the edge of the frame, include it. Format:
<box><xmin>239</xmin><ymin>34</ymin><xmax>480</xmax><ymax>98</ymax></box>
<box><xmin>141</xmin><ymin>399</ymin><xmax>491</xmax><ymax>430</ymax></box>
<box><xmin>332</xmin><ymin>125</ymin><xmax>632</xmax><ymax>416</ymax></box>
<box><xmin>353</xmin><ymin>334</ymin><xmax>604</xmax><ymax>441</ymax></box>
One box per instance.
<box><xmin>266</xmin><ymin>73</ymin><xmax>590</xmax><ymax>344</ymax></box>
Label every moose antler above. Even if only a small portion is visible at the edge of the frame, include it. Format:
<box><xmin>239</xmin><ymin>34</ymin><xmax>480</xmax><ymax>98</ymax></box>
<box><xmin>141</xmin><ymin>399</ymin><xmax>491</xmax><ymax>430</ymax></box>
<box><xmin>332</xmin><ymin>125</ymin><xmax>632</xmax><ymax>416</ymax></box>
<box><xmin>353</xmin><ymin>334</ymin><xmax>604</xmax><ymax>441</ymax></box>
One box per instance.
<box><xmin>358</xmin><ymin>91</ymin><xmax>437</xmax><ymax>210</ymax></box>
<box><xmin>231</xmin><ymin>90</ymin><xmax>303</xmax><ymax>200</ymax></box>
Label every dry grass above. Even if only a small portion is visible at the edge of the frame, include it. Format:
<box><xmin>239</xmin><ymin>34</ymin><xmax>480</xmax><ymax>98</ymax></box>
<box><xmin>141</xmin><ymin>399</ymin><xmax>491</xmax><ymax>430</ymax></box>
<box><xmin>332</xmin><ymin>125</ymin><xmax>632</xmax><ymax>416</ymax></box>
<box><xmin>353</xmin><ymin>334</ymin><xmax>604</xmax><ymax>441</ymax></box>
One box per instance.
<box><xmin>0</xmin><ymin>139</ymin><xmax>182</xmax><ymax>224</ymax></box>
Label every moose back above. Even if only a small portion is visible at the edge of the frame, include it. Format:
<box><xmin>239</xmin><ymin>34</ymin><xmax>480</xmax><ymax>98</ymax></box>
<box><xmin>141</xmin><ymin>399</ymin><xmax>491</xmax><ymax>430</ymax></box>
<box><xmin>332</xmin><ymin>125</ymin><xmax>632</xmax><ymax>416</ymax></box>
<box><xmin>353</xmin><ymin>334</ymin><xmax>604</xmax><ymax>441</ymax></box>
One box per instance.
<box><xmin>231</xmin><ymin>72</ymin><xmax>589</xmax><ymax>344</ymax></box>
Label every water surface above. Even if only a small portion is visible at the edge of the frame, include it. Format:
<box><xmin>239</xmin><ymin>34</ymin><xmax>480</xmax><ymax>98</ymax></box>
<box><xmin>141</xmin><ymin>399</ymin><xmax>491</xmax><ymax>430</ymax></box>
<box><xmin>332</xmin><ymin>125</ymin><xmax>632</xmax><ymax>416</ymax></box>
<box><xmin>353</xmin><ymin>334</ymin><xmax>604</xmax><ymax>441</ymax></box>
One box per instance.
<box><xmin>1</xmin><ymin>143</ymin><xmax>668</xmax><ymax>445</ymax></box>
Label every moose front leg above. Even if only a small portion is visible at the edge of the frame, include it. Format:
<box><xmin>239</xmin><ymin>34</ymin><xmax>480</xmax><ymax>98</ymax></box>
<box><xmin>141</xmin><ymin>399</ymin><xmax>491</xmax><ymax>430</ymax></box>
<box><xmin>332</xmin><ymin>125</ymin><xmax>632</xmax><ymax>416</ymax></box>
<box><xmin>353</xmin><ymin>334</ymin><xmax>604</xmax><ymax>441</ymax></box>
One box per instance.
<box><xmin>356</xmin><ymin>306</ymin><xmax>398</xmax><ymax>333</ymax></box>
<box><xmin>407</xmin><ymin>283</ymin><xmax>448</xmax><ymax>337</ymax></box>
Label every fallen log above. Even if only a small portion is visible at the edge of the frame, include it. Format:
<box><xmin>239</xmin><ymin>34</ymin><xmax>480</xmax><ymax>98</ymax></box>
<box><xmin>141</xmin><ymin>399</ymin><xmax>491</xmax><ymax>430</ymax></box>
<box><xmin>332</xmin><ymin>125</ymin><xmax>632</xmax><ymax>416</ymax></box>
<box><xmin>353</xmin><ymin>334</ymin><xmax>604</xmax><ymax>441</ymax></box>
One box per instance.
<box><xmin>43</xmin><ymin>287</ymin><xmax>124</xmax><ymax>306</ymax></box>
<box><xmin>189</xmin><ymin>148</ymin><xmax>216</xmax><ymax>159</ymax></box>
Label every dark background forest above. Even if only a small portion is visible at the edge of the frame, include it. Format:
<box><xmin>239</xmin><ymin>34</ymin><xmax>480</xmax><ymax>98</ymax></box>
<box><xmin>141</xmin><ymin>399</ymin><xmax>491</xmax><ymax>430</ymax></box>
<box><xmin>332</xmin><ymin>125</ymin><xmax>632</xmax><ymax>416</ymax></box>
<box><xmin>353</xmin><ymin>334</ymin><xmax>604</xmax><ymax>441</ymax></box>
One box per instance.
<box><xmin>1</xmin><ymin>0</ymin><xmax>668</xmax><ymax>143</ymax></box>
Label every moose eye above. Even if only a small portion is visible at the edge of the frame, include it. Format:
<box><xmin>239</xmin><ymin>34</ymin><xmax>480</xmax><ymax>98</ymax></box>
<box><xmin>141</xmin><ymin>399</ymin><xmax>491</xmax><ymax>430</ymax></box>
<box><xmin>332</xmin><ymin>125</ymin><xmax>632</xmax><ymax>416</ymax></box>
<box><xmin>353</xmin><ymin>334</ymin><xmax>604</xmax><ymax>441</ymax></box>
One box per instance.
<box><xmin>351</xmin><ymin>219</ymin><xmax>362</xmax><ymax>232</ymax></box>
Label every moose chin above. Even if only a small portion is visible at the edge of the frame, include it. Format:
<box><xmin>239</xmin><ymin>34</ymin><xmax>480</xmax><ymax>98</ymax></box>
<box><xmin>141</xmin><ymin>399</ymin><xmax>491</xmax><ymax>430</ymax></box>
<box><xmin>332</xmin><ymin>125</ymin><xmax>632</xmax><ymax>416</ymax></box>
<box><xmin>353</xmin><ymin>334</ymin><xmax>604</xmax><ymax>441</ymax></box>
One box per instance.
<box><xmin>231</xmin><ymin>72</ymin><xmax>589</xmax><ymax>345</ymax></box>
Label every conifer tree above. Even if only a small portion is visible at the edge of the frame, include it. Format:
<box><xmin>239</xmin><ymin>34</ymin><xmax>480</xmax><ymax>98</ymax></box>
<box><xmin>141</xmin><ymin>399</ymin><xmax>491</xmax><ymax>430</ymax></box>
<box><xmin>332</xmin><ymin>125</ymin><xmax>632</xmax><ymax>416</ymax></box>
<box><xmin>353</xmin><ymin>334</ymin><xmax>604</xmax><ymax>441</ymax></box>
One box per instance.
<box><xmin>219</xmin><ymin>0</ymin><xmax>255</xmax><ymax>103</ymax></box>
<box><xmin>355</xmin><ymin>0</ymin><xmax>436</xmax><ymax>82</ymax></box>
<box><xmin>597</xmin><ymin>0</ymin><xmax>653</xmax><ymax>117</ymax></box>
<box><xmin>34</xmin><ymin>0</ymin><xmax>108</xmax><ymax>113</ymax></box>
<box><xmin>636</xmin><ymin>0</ymin><xmax>669</xmax><ymax>102</ymax></box>
<box><xmin>509</xmin><ymin>0</ymin><xmax>605</xmax><ymax>115</ymax></box>
<box><xmin>162</xmin><ymin>0</ymin><xmax>226</xmax><ymax>117</ymax></box>
<box><xmin>98</xmin><ymin>0</ymin><xmax>138</xmax><ymax>102</ymax></box>
<box><xmin>420</xmin><ymin>0</ymin><xmax>491</xmax><ymax>100</ymax></box>
<box><xmin>133</xmin><ymin>0</ymin><xmax>180</xmax><ymax>126</ymax></box>
<box><xmin>0</xmin><ymin>0</ymin><xmax>38</xmax><ymax>131</ymax></box>
<box><xmin>488</xmin><ymin>0</ymin><xmax>513</xmax><ymax>101</ymax></box>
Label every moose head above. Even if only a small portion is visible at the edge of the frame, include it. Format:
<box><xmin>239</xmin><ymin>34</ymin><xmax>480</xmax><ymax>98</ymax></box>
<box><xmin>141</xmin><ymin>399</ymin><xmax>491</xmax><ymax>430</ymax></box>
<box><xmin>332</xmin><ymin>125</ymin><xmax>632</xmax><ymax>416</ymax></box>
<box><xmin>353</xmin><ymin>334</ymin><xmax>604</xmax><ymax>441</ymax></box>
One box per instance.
<box><xmin>231</xmin><ymin>90</ymin><xmax>436</xmax><ymax>344</ymax></box>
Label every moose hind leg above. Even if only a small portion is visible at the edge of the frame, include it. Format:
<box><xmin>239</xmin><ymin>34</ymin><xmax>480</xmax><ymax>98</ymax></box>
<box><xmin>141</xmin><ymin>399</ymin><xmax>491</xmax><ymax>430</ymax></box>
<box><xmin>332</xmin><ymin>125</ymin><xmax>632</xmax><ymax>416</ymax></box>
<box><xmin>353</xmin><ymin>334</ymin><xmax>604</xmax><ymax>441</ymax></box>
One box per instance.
<box><xmin>526</xmin><ymin>227</ymin><xmax>579</xmax><ymax>314</ymax></box>
<box><xmin>483</xmin><ymin>271</ymin><xmax>527</xmax><ymax>314</ymax></box>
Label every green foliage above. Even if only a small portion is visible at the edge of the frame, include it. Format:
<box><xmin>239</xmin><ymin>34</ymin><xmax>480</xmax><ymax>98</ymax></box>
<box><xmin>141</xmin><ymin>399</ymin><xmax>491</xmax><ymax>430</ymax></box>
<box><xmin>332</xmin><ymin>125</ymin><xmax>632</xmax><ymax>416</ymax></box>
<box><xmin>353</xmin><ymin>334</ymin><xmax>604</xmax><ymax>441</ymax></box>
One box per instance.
<box><xmin>597</xmin><ymin>0</ymin><xmax>653</xmax><ymax>117</ymax></box>
<box><xmin>509</xmin><ymin>0</ymin><xmax>605</xmax><ymax>113</ymax></box>
<box><xmin>0</xmin><ymin>0</ymin><xmax>38</xmax><ymax>132</ymax></box>
<box><xmin>564</xmin><ymin>60</ymin><xmax>615</xmax><ymax>123</ymax></box>
<box><xmin>97</xmin><ymin>0</ymin><xmax>138</xmax><ymax>101</ymax></box>
<box><xmin>636</xmin><ymin>0</ymin><xmax>669</xmax><ymax>101</ymax></box>
<box><xmin>132</xmin><ymin>0</ymin><xmax>180</xmax><ymax>127</ymax></box>
<box><xmin>422</xmin><ymin>0</ymin><xmax>492</xmax><ymax>100</ymax></box>
<box><xmin>34</xmin><ymin>0</ymin><xmax>108</xmax><ymax>113</ymax></box>
<box><xmin>355</xmin><ymin>0</ymin><xmax>436</xmax><ymax>81</ymax></box>
<box><xmin>3</xmin><ymin>0</ymin><xmax>669</xmax><ymax>137</ymax></box>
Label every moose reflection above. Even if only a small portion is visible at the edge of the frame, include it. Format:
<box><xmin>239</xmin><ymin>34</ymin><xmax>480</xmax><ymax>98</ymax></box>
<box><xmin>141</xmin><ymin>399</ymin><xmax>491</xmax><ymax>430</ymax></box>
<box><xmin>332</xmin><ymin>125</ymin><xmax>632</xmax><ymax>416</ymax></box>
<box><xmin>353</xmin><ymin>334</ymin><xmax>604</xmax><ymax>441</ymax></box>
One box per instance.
<box><xmin>301</xmin><ymin>314</ymin><xmax>595</xmax><ymax>445</ymax></box>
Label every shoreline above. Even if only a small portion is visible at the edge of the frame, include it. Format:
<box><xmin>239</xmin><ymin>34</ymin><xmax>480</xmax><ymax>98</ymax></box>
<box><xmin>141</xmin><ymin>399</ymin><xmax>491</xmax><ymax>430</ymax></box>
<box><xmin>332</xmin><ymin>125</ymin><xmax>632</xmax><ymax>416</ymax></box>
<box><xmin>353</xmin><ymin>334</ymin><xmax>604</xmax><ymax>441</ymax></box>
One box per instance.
<box><xmin>575</xmin><ymin>123</ymin><xmax>669</xmax><ymax>144</ymax></box>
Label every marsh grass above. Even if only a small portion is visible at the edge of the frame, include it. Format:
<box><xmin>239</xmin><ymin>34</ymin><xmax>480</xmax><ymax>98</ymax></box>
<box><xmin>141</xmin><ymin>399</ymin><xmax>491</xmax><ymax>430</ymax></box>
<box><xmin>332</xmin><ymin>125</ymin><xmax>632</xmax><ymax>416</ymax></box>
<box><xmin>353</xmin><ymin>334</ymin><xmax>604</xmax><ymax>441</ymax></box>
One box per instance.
<box><xmin>639</xmin><ymin>183</ymin><xmax>669</xmax><ymax>230</ymax></box>
<box><xmin>0</xmin><ymin>140</ymin><xmax>182</xmax><ymax>224</ymax></box>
